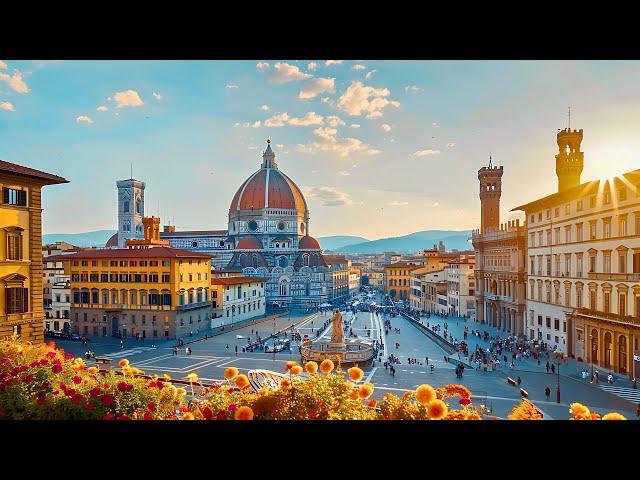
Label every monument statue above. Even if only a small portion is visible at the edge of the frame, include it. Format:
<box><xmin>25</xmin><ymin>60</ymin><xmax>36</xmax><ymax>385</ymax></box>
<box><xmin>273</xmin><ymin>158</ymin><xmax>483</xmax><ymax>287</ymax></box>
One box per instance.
<box><xmin>330</xmin><ymin>309</ymin><xmax>345</xmax><ymax>345</ymax></box>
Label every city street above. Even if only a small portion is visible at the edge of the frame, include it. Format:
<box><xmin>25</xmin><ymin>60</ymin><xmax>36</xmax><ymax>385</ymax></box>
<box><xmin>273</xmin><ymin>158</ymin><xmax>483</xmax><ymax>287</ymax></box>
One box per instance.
<box><xmin>53</xmin><ymin>300</ymin><xmax>639</xmax><ymax>420</ymax></box>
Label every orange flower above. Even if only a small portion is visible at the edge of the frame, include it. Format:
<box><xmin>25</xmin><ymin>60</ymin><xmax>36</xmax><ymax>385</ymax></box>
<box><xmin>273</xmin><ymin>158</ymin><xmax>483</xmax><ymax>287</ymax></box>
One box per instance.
<box><xmin>290</xmin><ymin>365</ymin><xmax>303</xmax><ymax>375</ymax></box>
<box><xmin>358</xmin><ymin>383</ymin><xmax>374</xmax><ymax>399</ymax></box>
<box><xmin>280</xmin><ymin>378</ymin><xmax>292</xmax><ymax>390</ymax></box>
<box><xmin>87</xmin><ymin>367</ymin><xmax>99</xmax><ymax>375</ymax></box>
<box><xmin>234</xmin><ymin>374</ymin><xmax>250</xmax><ymax>390</ymax></box>
<box><xmin>224</xmin><ymin>367</ymin><xmax>239</xmax><ymax>380</ymax></box>
<box><xmin>569</xmin><ymin>402</ymin><xmax>590</xmax><ymax>419</ymax></box>
<box><xmin>368</xmin><ymin>399</ymin><xmax>377</xmax><ymax>408</ymax></box>
<box><xmin>347</xmin><ymin>366</ymin><xmax>364</xmax><ymax>382</ymax></box>
<box><xmin>602</xmin><ymin>412</ymin><xmax>626</xmax><ymax>420</ymax></box>
<box><xmin>319</xmin><ymin>359</ymin><xmax>334</xmax><ymax>374</ymax></box>
<box><xmin>305</xmin><ymin>361</ymin><xmax>318</xmax><ymax>374</ymax></box>
<box><xmin>427</xmin><ymin>399</ymin><xmax>448</xmax><ymax>420</ymax></box>
<box><xmin>118</xmin><ymin>359</ymin><xmax>130</xmax><ymax>368</ymax></box>
<box><xmin>349</xmin><ymin>386</ymin><xmax>359</xmax><ymax>401</ymax></box>
<box><xmin>285</xmin><ymin>361</ymin><xmax>298</xmax><ymax>372</ymax></box>
<box><xmin>234</xmin><ymin>406</ymin><xmax>254</xmax><ymax>420</ymax></box>
<box><xmin>415</xmin><ymin>384</ymin><xmax>437</xmax><ymax>406</ymax></box>
<box><xmin>186</xmin><ymin>373</ymin><xmax>199</xmax><ymax>383</ymax></box>
<box><xmin>182</xmin><ymin>412</ymin><xmax>195</xmax><ymax>420</ymax></box>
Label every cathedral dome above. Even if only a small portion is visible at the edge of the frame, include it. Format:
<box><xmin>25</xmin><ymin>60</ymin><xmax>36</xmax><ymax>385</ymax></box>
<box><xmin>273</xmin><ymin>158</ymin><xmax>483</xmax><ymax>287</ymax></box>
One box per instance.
<box><xmin>235</xmin><ymin>235</ymin><xmax>263</xmax><ymax>250</ymax></box>
<box><xmin>299</xmin><ymin>235</ymin><xmax>321</xmax><ymax>250</ymax></box>
<box><xmin>229</xmin><ymin>140</ymin><xmax>308</xmax><ymax>215</ymax></box>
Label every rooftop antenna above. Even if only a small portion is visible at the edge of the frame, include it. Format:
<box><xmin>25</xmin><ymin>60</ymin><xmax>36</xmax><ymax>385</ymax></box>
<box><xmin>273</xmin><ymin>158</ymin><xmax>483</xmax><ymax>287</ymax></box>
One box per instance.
<box><xmin>130</xmin><ymin>162</ymin><xmax>133</xmax><ymax>180</ymax></box>
<box><xmin>568</xmin><ymin>106</ymin><xmax>571</xmax><ymax>130</ymax></box>
<box><xmin>488</xmin><ymin>152</ymin><xmax>492</xmax><ymax>168</ymax></box>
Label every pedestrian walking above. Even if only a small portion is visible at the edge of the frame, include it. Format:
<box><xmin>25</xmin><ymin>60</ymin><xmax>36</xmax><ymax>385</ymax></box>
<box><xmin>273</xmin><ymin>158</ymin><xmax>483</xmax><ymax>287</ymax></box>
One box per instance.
<box><xmin>120</xmin><ymin>340</ymin><xmax>124</xmax><ymax>349</ymax></box>
<box><xmin>551</xmin><ymin>363</ymin><xmax>555</xmax><ymax>374</ymax></box>
<box><xmin>546</xmin><ymin>361</ymin><xmax>550</xmax><ymax>373</ymax></box>
<box><xmin>517</xmin><ymin>376</ymin><xmax>522</xmax><ymax>386</ymax></box>
<box><xmin>235</xmin><ymin>345</ymin><xmax>238</xmax><ymax>356</ymax></box>
<box><xmin>185</xmin><ymin>347</ymin><xmax>189</xmax><ymax>355</ymax></box>
<box><xmin>544</xmin><ymin>386</ymin><xmax>551</xmax><ymax>400</ymax></box>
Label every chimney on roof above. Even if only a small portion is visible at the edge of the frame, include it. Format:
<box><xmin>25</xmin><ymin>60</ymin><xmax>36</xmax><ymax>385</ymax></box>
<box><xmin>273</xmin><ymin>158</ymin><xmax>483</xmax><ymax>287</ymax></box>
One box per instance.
<box><xmin>164</xmin><ymin>224</ymin><xmax>176</xmax><ymax>233</ymax></box>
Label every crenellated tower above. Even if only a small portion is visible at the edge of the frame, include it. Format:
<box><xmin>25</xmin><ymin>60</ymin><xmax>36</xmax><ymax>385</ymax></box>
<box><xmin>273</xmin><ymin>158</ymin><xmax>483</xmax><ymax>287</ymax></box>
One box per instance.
<box><xmin>555</xmin><ymin>128</ymin><xmax>584</xmax><ymax>192</ymax></box>
<box><xmin>478</xmin><ymin>157</ymin><xmax>503</xmax><ymax>234</ymax></box>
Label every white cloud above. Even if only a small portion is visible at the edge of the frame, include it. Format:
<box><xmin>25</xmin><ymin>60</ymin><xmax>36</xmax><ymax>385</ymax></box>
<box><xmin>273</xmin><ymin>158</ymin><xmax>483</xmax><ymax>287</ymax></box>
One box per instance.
<box><xmin>336</xmin><ymin>81</ymin><xmax>399</xmax><ymax>118</ymax></box>
<box><xmin>76</xmin><ymin>115</ymin><xmax>93</xmax><ymax>124</ymax></box>
<box><xmin>267</xmin><ymin>62</ymin><xmax>312</xmax><ymax>84</ymax></box>
<box><xmin>260</xmin><ymin>104</ymin><xmax>270</xmax><ymax>111</ymax></box>
<box><xmin>352</xmin><ymin>64</ymin><xmax>366</xmax><ymax>70</ymax></box>
<box><xmin>338</xmin><ymin>170</ymin><xmax>350</xmax><ymax>176</ymax></box>
<box><xmin>0</xmin><ymin>61</ymin><xmax>7</xmax><ymax>69</ymax></box>
<box><xmin>326</xmin><ymin>115</ymin><xmax>345</xmax><ymax>127</ymax></box>
<box><xmin>234</xmin><ymin>122</ymin><xmax>241</xmax><ymax>127</ymax></box>
<box><xmin>152</xmin><ymin>92</ymin><xmax>163</xmax><ymax>100</ymax></box>
<box><xmin>405</xmin><ymin>85</ymin><xmax>422</xmax><ymax>93</ymax></box>
<box><xmin>432</xmin><ymin>122</ymin><xmax>439</xmax><ymax>128</ymax></box>
<box><xmin>299</xmin><ymin>77</ymin><xmax>335</xmax><ymax>100</ymax></box>
<box><xmin>303</xmin><ymin>127</ymin><xmax>381</xmax><ymax>158</ymax></box>
<box><xmin>413</xmin><ymin>149</ymin><xmax>441</xmax><ymax>157</ymax></box>
<box><xmin>0</xmin><ymin>70</ymin><xmax>29</xmax><ymax>93</ymax></box>
<box><xmin>288</xmin><ymin>111</ymin><xmax>324</xmax><ymax>126</ymax></box>
<box><xmin>350</xmin><ymin>124</ymin><xmax>360</xmax><ymax>129</ymax></box>
<box><xmin>264</xmin><ymin>112</ymin><xmax>290</xmax><ymax>127</ymax></box>
<box><xmin>325</xmin><ymin>60</ymin><xmax>343</xmax><ymax>66</ymax></box>
<box><xmin>96</xmin><ymin>105</ymin><xmax>108</xmax><ymax>112</ymax></box>
<box><xmin>365</xmin><ymin>70</ymin><xmax>377</xmax><ymax>80</ymax></box>
<box><xmin>446</xmin><ymin>142</ymin><xmax>456</xmax><ymax>148</ymax></box>
<box><xmin>301</xmin><ymin>186</ymin><xmax>353</xmax><ymax>206</ymax></box>
<box><xmin>320</xmin><ymin>97</ymin><xmax>331</xmax><ymax>104</ymax></box>
<box><xmin>256</xmin><ymin>62</ymin><xmax>270</xmax><ymax>72</ymax></box>
<box><xmin>297</xmin><ymin>144</ymin><xmax>317</xmax><ymax>155</ymax></box>
<box><xmin>381</xmin><ymin>123</ymin><xmax>391</xmax><ymax>132</ymax></box>
<box><xmin>113</xmin><ymin>89</ymin><xmax>143</xmax><ymax>108</ymax></box>
<box><xmin>0</xmin><ymin>101</ymin><xmax>15</xmax><ymax>111</ymax></box>
<box><xmin>251</xmin><ymin>120</ymin><xmax>261</xmax><ymax>128</ymax></box>
<box><xmin>388</xmin><ymin>201</ymin><xmax>409</xmax><ymax>206</ymax></box>
<box><xmin>307</xmin><ymin>62</ymin><xmax>317</xmax><ymax>71</ymax></box>
<box><xmin>225</xmin><ymin>84</ymin><xmax>239</xmax><ymax>89</ymax></box>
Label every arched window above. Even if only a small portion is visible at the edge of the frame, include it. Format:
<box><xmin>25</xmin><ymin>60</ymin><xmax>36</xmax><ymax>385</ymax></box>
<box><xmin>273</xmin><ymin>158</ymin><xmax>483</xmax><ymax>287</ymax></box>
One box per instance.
<box><xmin>303</xmin><ymin>254</ymin><xmax>309</xmax><ymax>266</ymax></box>
<box><xmin>618</xmin><ymin>335</ymin><xmax>627</xmax><ymax>374</ymax></box>
<box><xmin>252</xmin><ymin>254</ymin><xmax>259</xmax><ymax>268</ymax></box>
<box><xmin>278</xmin><ymin>256</ymin><xmax>288</xmax><ymax>268</ymax></box>
<box><xmin>604</xmin><ymin>332</ymin><xmax>612</xmax><ymax>368</ymax></box>
<box><xmin>123</xmin><ymin>200</ymin><xmax>130</xmax><ymax>213</ymax></box>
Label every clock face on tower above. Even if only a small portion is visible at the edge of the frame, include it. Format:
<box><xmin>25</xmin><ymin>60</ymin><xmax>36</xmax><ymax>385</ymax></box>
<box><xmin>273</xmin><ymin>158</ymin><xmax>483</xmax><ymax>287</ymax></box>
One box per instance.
<box><xmin>277</xmin><ymin>221</ymin><xmax>285</xmax><ymax>231</ymax></box>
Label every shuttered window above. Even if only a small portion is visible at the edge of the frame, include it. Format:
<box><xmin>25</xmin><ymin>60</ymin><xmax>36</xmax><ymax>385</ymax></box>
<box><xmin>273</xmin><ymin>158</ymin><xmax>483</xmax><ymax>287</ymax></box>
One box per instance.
<box><xmin>5</xmin><ymin>287</ymin><xmax>29</xmax><ymax>314</ymax></box>
<box><xmin>3</xmin><ymin>188</ymin><xmax>27</xmax><ymax>206</ymax></box>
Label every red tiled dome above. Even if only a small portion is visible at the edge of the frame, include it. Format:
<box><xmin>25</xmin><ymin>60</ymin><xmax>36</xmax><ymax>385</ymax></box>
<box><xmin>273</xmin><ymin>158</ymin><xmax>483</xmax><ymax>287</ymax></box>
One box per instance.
<box><xmin>105</xmin><ymin>232</ymin><xmax>118</xmax><ymax>248</ymax></box>
<box><xmin>236</xmin><ymin>235</ymin><xmax>263</xmax><ymax>250</ymax></box>
<box><xmin>299</xmin><ymin>235</ymin><xmax>321</xmax><ymax>250</ymax></box>
<box><xmin>229</xmin><ymin>142</ymin><xmax>308</xmax><ymax>214</ymax></box>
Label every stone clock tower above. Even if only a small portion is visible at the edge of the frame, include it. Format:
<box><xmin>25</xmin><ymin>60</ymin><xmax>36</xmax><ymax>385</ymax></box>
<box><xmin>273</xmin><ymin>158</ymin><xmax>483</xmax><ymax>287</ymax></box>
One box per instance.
<box><xmin>116</xmin><ymin>178</ymin><xmax>145</xmax><ymax>248</ymax></box>
<box><xmin>478</xmin><ymin>157</ymin><xmax>503</xmax><ymax>234</ymax></box>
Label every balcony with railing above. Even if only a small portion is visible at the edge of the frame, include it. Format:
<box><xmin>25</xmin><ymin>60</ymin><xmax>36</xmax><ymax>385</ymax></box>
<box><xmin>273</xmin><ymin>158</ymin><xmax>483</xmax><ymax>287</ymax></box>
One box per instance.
<box><xmin>587</xmin><ymin>272</ymin><xmax>640</xmax><ymax>282</ymax></box>
<box><xmin>572</xmin><ymin>307</ymin><xmax>640</xmax><ymax>326</ymax></box>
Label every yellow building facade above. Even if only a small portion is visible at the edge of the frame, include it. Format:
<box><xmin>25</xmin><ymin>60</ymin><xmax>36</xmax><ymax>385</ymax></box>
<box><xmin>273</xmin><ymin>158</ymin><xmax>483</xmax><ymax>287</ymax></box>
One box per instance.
<box><xmin>384</xmin><ymin>262</ymin><xmax>421</xmax><ymax>301</ymax></box>
<box><xmin>66</xmin><ymin>217</ymin><xmax>212</xmax><ymax>340</ymax></box>
<box><xmin>0</xmin><ymin>160</ymin><xmax>68</xmax><ymax>342</ymax></box>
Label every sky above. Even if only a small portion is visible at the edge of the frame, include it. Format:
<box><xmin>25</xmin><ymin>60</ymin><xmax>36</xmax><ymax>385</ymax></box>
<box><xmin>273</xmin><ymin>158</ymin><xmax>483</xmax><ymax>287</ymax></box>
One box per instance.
<box><xmin>1</xmin><ymin>60</ymin><xmax>640</xmax><ymax>240</ymax></box>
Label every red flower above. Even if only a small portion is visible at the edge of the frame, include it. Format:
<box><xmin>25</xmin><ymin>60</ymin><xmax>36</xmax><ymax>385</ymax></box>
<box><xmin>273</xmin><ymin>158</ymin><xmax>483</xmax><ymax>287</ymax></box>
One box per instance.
<box><xmin>143</xmin><ymin>411</ymin><xmax>153</xmax><ymax>420</ymax></box>
<box><xmin>39</xmin><ymin>359</ymin><xmax>49</xmax><ymax>366</ymax></box>
<box><xmin>147</xmin><ymin>402</ymin><xmax>156</xmax><ymax>413</ymax></box>
<box><xmin>103</xmin><ymin>412</ymin><xmax>115</xmax><ymax>420</ymax></box>
<box><xmin>52</xmin><ymin>390</ymin><xmax>59</xmax><ymax>396</ymax></box>
<box><xmin>216</xmin><ymin>410</ymin><xmax>227</xmax><ymax>420</ymax></box>
<box><xmin>36</xmin><ymin>396</ymin><xmax>46</xmax><ymax>405</ymax></box>
<box><xmin>227</xmin><ymin>403</ymin><xmax>238</xmax><ymax>412</ymax></box>
<box><xmin>102</xmin><ymin>383</ymin><xmax>111</xmax><ymax>390</ymax></box>
<box><xmin>459</xmin><ymin>398</ymin><xmax>471</xmax><ymax>407</ymax></box>
<box><xmin>24</xmin><ymin>375</ymin><xmax>34</xmax><ymax>383</ymax></box>
<box><xmin>40</xmin><ymin>381</ymin><xmax>49</xmax><ymax>390</ymax></box>
<box><xmin>52</xmin><ymin>364</ymin><xmax>62</xmax><ymax>374</ymax></box>
<box><xmin>118</xmin><ymin>414</ymin><xmax>131</xmax><ymax>421</ymax></box>
<box><xmin>309</xmin><ymin>410</ymin><xmax>319</xmax><ymax>419</ymax></box>
<box><xmin>46</xmin><ymin>351</ymin><xmax>56</xmax><ymax>358</ymax></box>
<box><xmin>227</xmin><ymin>387</ymin><xmax>235</xmax><ymax>394</ymax></box>
<box><xmin>71</xmin><ymin>393</ymin><xmax>83</xmax><ymax>406</ymax></box>
<box><xmin>29</xmin><ymin>361</ymin><xmax>38</xmax><ymax>368</ymax></box>
<box><xmin>85</xmin><ymin>401</ymin><xmax>95</xmax><ymax>411</ymax></box>
<box><xmin>72</xmin><ymin>376</ymin><xmax>82</xmax><ymax>385</ymax></box>
<box><xmin>90</xmin><ymin>387</ymin><xmax>101</xmax><ymax>398</ymax></box>
<box><xmin>202</xmin><ymin>406</ymin><xmax>213</xmax><ymax>420</ymax></box>
<box><xmin>0</xmin><ymin>407</ymin><xmax>6</xmax><ymax>418</ymax></box>
<box><xmin>116</xmin><ymin>381</ymin><xmax>129</xmax><ymax>392</ymax></box>
<box><xmin>64</xmin><ymin>354</ymin><xmax>74</xmax><ymax>360</ymax></box>
<box><xmin>100</xmin><ymin>394</ymin><xmax>114</xmax><ymax>407</ymax></box>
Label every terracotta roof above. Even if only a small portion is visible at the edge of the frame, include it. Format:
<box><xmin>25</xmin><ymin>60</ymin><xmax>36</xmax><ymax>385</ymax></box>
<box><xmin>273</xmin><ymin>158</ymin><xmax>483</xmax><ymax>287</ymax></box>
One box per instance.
<box><xmin>229</xmin><ymin>167</ymin><xmax>307</xmax><ymax>212</ymax></box>
<box><xmin>211</xmin><ymin>276</ymin><xmax>265</xmax><ymax>286</ymax></box>
<box><xmin>323</xmin><ymin>255</ymin><xmax>348</xmax><ymax>265</ymax></box>
<box><xmin>384</xmin><ymin>262</ymin><xmax>422</xmax><ymax>269</ymax></box>
<box><xmin>0</xmin><ymin>159</ymin><xmax>69</xmax><ymax>184</ymax></box>
<box><xmin>160</xmin><ymin>230</ymin><xmax>228</xmax><ymax>237</ymax></box>
<box><xmin>54</xmin><ymin>247</ymin><xmax>212</xmax><ymax>260</ymax></box>
<box><xmin>105</xmin><ymin>232</ymin><xmax>119</xmax><ymax>248</ymax></box>
<box><xmin>299</xmin><ymin>235</ymin><xmax>321</xmax><ymax>250</ymax></box>
<box><xmin>236</xmin><ymin>235</ymin><xmax>263</xmax><ymax>250</ymax></box>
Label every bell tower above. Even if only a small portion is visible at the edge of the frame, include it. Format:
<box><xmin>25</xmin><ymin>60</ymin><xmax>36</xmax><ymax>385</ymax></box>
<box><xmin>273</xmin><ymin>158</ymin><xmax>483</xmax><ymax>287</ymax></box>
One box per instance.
<box><xmin>478</xmin><ymin>156</ymin><xmax>503</xmax><ymax>234</ymax></box>
<box><xmin>555</xmin><ymin>128</ymin><xmax>584</xmax><ymax>192</ymax></box>
<box><xmin>116</xmin><ymin>178</ymin><xmax>145</xmax><ymax>248</ymax></box>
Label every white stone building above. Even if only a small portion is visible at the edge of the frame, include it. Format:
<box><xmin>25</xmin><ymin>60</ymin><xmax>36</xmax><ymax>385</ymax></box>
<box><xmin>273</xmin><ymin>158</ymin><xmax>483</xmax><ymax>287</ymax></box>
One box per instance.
<box><xmin>211</xmin><ymin>276</ymin><xmax>266</xmax><ymax>328</ymax></box>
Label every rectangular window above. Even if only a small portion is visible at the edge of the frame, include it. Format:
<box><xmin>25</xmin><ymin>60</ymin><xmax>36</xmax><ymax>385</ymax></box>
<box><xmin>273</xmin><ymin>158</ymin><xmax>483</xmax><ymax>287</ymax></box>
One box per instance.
<box><xmin>554</xmin><ymin>319</ymin><xmax>560</xmax><ymax>330</ymax></box>
<box><xmin>589</xmin><ymin>255</ymin><xmax>596</xmax><ymax>273</ymax></box>
<box><xmin>603</xmin><ymin>218</ymin><xmax>611</xmax><ymax>239</ymax></box>
<box><xmin>603</xmin><ymin>253</ymin><xmax>611</xmax><ymax>273</ymax></box>
<box><xmin>604</xmin><ymin>292</ymin><xmax>611</xmax><ymax>313</ymax></box>
<box><xmin>565</xmin><ymin>226</ymin><xmax>572</xmax><ymax>243</ymax></box>
<box><xmin>3</xmin><ymin>187</ymin><xmax>27</xmax><ymax>206</ymax></box>
<box><xmin>619</xmin><ymin>293</ymin><xmax>627</xmax><ymax>316</ymax></box>
<box><xmin>554</xmin><ymin>207</ymin><xmax>560</xmax><ymax>218</ymax></box>
<box><xmin>619</xmin><ymin>253</ymin><xmax>627</xmax><ymax>274</ymax></box>
<box><xmin>619</xmin><ymin>215</ymin><xmax>628</xmax><ymax>237</ymax></box>
<box><xmin>6</xmin><ymin>233</ymin><xmax>22</xmax><ymax>260</ymax></box>
<box><xmin>576</xmin><ymin>287</ymin><xmax>583</xmax><ymax>308</ymax></box>
<box><xmin>576</xmin><ymin>223</ymin><xmax>583</xmax><ymax>242</ymax></box>
<box><xmin>5</xmin><ymin>287</ymin><xmax>29</xmax><ymax>314</ymax></box>
<box><xmin>161</xmin><ymin>273</ymin><xmax>170</xmax><ymax>283</ymax></box>
<box><xmin>590</xmin><ymin>196</ymin><xmax>596</xmax><ymax>208</ymax></box>
<box><xmin>565</xmin><ymin>203</ymin><xmax>570</xmax><ymax>215</ymax></box>
<box><xmin>546</xmin><ymin>317</ymin><xmax>551</xmax><ymax>328</ymax></box>
<box><xmin>577</xmin><ymin>200</ymin><xmax>583</xmax><ymax>212</ymax></box>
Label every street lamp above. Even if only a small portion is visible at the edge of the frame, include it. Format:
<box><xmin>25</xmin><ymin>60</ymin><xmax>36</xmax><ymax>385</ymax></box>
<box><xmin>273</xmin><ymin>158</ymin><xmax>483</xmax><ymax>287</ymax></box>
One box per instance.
<box><xmin>555</xmin><ymin>351</ymin><xmax>564</xmax><ymax>403</ymax></box>
<box><xmin>588</xmin><ymin>334</ymin><xmax>595</xmax><ymax>382</ymax></box>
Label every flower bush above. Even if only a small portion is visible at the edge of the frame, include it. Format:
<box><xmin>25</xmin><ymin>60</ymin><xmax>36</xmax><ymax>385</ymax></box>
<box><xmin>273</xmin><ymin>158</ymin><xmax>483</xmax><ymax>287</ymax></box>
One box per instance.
<box><xmin>0</xmin><ymin>339</ymin><xmax>628</xmax><ymax>421</ymax></box>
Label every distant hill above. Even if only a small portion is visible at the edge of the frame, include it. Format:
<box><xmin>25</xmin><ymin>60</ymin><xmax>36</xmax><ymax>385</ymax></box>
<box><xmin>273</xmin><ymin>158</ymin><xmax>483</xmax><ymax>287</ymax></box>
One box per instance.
<box><xmin>43</xmin><ymin>230</ymin><xmax>116</xmax><ymax>248</ymax></box>
<box><xmin>336</xmin><ymin>230</ymin><xmax>472</xmax><ymax>254</ymax></box>
<box><xmin>317</xmin><ymin>235</ymin><xmax>369</xmax><ymax>251</ymax></box>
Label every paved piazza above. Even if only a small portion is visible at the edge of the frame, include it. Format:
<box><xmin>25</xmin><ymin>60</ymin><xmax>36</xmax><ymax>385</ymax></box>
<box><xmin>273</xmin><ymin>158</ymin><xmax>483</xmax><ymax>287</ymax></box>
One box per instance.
<box><xmin>54</xmin><ymin>295</ymin><xmax>639</xmax><ymax>420</ymax></box>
